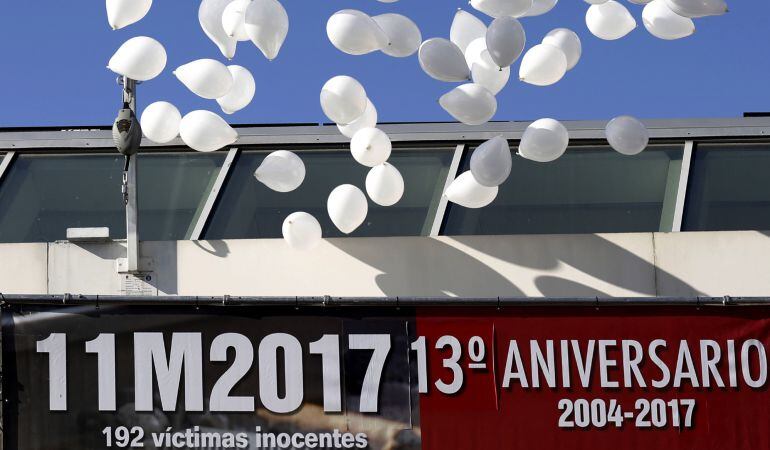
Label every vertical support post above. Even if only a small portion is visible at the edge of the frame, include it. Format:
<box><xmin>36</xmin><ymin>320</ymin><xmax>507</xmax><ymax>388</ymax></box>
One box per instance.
<box><xmin>125</xmin><ymin>154</ymin><xmax>139</xmax><ymax>272</ymax></box>
<box><xmin>124</xmin><ymin>77</ymin><xmax>139</xmax><ymax>273</ymax></box>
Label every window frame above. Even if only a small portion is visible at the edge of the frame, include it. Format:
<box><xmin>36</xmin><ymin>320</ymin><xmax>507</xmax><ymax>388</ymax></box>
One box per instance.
<box><xmin>681</xmin><ymin>138</ymin><xmax>770</xmax><ymax>232</ymax></box>
<box><xmin>199</xmin><ymin>143</ymin><xmax>459</xmax><ymax>240</ymax></box>
<box><xmin>1</xmin><ymin>123</ymin><xmax>770</xmax><ymax>241</ymax></box>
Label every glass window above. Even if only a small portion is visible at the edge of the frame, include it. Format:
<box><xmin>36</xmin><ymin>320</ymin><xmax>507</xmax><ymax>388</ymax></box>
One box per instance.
<box><xmin>442</xmin><ymin>144</ymin><xmax>683</xmax><ymax>236</ymax></box>
<box><xmin>137</xmin><ymin>152</ymin><xmax>224</xmax><ymax>241</ymax></box>
<box><xmin>0</xmin><ymin>152</ymin><xmax>224</xmax><ymax>243</ymax></box>
<box><xmin>683</xmin><ymin>142</ymin><xmax>770</xmax><ymax>231</ymax></box>
<box><xmin>0</xmin><ymin>154</ymin><xmax>125</xmax><ymax>243</ymax></box>
<box><xmin>204</xmin><ymin>147</ymin><xmax>454</xmax><ymax>239</ymax></box>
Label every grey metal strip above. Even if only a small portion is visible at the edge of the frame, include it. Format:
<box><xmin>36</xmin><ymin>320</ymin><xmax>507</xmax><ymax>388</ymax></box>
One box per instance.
<box><xmin>189</xmin><ymin>148</ymin><xmax>239</xmax><ymax>240</ymax></box>
<box><xmin>2</xmin><ymin>117</ymin><xmax>770</xmax><ymax>149</ymax></box>
<box><xmin>0</xmin><ymin>151</ymin><xmax>16</xmax><ymax>182</ymax></box>
<box><xmin>430</xmin><ymin>144</ymin><xmax>465</xmax><ymax>236</ymax></box>
<box><xmin>672</xmin><ymin>141</ymin><xmax>694</xmax><ymax>232</ymax></box>
<box><xmin>125</xmin><ymin>154</ymin><xmax>139</xmax><ymax>272</ymax></box>
<box><xmin>1</xmin><ymin>294</ymin><xmax>768</xmax><ymax>307</ymax></box>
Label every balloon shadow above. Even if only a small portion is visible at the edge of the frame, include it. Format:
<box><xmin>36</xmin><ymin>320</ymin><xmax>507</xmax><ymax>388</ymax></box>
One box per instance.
<box><xmin>449</xmin><ymin>233</ymin><xmax>700</xmax><ymax>296</ymax></box>
<box><xmin>326</xmin><ymin>236</ymin><xmax>525</xmax><ymax>298</ymax></box>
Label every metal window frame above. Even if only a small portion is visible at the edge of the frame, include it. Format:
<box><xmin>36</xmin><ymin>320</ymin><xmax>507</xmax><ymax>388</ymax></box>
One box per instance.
<box><xmin>189</xmin><ymin>148</ymin><xmax>239</xmax><ymax>241</ymax></box>
<box><xmin>2</xmin><ymin>118</ymin><xmax>770</xmax><ymax>241</ymax></box>
<box><xmin>429</xmin><ymin>144</ymin><xmax>465</xmax><ymax>237</ymax></box>
<box><xmin>0</xmin><ymin>151</ymin><xmax>16</xmax><ymax>183</ymax></box>
<box><xmin>671</xmin><ymin>140</ymin><xmax>694</xmax><ymax>232</ymax></box>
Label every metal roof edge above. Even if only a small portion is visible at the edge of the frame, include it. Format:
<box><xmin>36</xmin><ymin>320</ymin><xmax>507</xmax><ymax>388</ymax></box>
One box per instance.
<box><xmin>0</xmin><ymin>117</ymin><xmax>769</xmax><ymax>150</ymax></box>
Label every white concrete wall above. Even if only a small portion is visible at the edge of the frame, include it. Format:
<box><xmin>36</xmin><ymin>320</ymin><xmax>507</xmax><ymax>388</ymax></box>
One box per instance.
<box><xmin>2</xmin><ymin>231</ymin><xmax>769</xmax><ymax>298</ymax></box>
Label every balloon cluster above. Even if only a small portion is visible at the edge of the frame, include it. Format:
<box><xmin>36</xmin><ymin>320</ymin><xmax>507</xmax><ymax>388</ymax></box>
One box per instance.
<box><xmin>319</xmin><ymin>76</ymin><xmax>406</xmax><ymax>238</ymax></box>
<box><xmin>103</xmin><ymin>0</ymin><xmax>727</xmax><ymax>250</ymax></box>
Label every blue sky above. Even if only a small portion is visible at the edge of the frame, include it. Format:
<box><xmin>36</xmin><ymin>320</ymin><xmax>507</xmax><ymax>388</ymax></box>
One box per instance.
<box><xmin>0</xmin><ymin>1</ymin><xmax>767</xmax><ymax>127</ymax></box>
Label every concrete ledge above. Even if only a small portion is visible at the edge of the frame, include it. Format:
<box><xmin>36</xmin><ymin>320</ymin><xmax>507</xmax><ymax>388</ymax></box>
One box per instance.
<box><xmin>1</xmin><ymin>231</ymin><xmax>768</xmax><ymax>298</ymax></box>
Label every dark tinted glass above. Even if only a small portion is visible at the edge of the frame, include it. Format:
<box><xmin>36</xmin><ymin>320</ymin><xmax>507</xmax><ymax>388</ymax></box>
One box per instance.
<box><xmin>0</xmin><ymin>152</ymin><xmax>224</xmax><ymax>243</ymax></box>
<box><xmin>137</xmin><ymin>152</ymin><xmax>224</xmax><ymax>241</ymax></box>
<box><xmin>443</xmin><ymin>145</ymin><xmax>683</xmax><ymax>235</ymax></box>
<box><xmin>205</xmin><ymin>148</ymin><xmax>453</xmax><ymax>238</ymax></box>
<box><xmin>683</xmin><ymin>143</ymin><xmax>770</xmax><ymax>231</ymax></box>
<box><xmin>0</xmin><ymin>154</ymin><xmax>125</xmax><ymax>242</ymax></box>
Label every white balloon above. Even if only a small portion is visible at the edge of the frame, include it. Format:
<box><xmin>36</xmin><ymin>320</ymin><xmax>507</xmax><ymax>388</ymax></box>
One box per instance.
<box><xmin>605</xmin><ymin>115</ymin><xmax>649</xmax><ymax>156</ymax></box>
<box><xmin>586</xmin><ymin>1</ymin><xmax>637</xmax><ymax>40</ymax></box>
<box><xmin>217</xmin><ymin>65</ymin><xmax>256</xmax><ymax>114</ymax></box>
<box><xmin>174</xmin><ymin>59</ymin><xmax>234</xmax><ymax>100</ymax></box>
<box><xmin>140</xmin><ymin>101</ymin><xmax>181</xmax><ymax>144</ymax></box>
<box><xmin>519</xmin><ymin>44</ymin><xmax>567</xmax><ymax>87</ymax></box>
<box><xmin>366</xmin><ymin>163</ymin><xmax>404</xmax><ymax>206</ymax></box>
<box><xmin>464</xmin><ymin>37</ymin><xmax>489</xmax><ymax>70</ymax></box>
<box><xmin>107</xmin><ymin>36</ymin><xmax>167</xmax><ymax>81</ymax></box>
<box><xmin>521</xmin><ymin>0</ymin><xmax>558</xmax><ymax>16</ymax></box>
<box><xmin>418</xmin><ymin>38</ymin><xmax>471</xmax><ymax>82</ymax></box>
<box><xmin>445</xmin><ymin>171</ymin><xmax>498</xmax><ymax>208</ymax></box>
<box><xmin>320</xmin><ymin>76</ymin><xmax>368</xmax><ymax>125</ymax></box>
<box><xmin>665</xmin><ymin>0</ymin><xmax>727</xmax><ymax>18</ymax></box>
<box><xmin>199</xmin><ymin>0</ymin><xmax>237</xmax><ymax>59</ymax></box>
<box><xmin>485</xmin><ymin>17</ymin><xmax>526</xmax><ymax>69</ymax></box>
<box><xmin>327</xmin><ymin>184</ymin><xmax>368</xmax><ymax>234</ymax></box>
<box><xmin>439</xmin><ymin>83</ymin><xmax>497</xmax><ymax>126</ymax></box>
<box><xmin>629</xmin><ymin>0</ymin><xmax>653</xmax><ymax>3</ymax></box>
<box><xmin>338</xmin><ymin>99</ymin><xmax>378</xmax><ymax>139</ymax></box>
<box><xmin>450</xmin><ymin>10</ymin><xmax>487</xmax><ymax>55</ymax></box>
<box><xmin>245</xmin><ymin>0</ymin><xmax>289</xmax><ymax>60</ymax></box>
<box><xmin>471</xmin><ymin>50</ymin><xmax>510</xmax><ymax>95</ymax></box>
<box><xmin>221</xmin><ymin>0</ymin><xmax>250</xmax><ymax>41</ymax></box>
<box><xmin>327</xmin><ymin>10</ymin><xmax>388</xmax><ymax>56</ymax></box>
<box><xmin>179</xmin><ymin>110</ymin><xmax>238</xmax><ymax>153</ymax></box>
<box><xmin>254</xmin><ymin>150</ymin><xmax>306</xmax><ymax>192</ymax></box>
<box><xmin>471</xmin><ymin>0</ymin><xmax>533</xmax><ymax>18</ymax></box>
<box><xmin>351</xmin><ymin>128</ymin><xmax>392</xmax><ymax>167</ymax></box>
<box><xmin>106</xmin><ymin>0</ymin><xmax>151</xmax><ymax>30</ymax></box>
<box><xmin>282</xmin><ymin>212</ymin><xmax>322</xmax><ymax>251</ymax></box>
<box><xmin>519</xmin><ymin>118</ymin><xmax>569</xmax><ymax>163</ymax></box>
<box><xmin>470</xmin><ymin>136</ymin><xmax>512</xmax><ymax>187</ymax></box>
<box><xmin>584</xmin><ymin>0</ymin><xmax>609</xmax><ymax>3</ymax></box>
<box><xmin>643</xmin><ymin>0</ymin><xmax>695</xmax><ymax>40</ymax></box>
<box><xmin>542</xmin><ymin>28</ymin><xmax>581</xmax><ymax>71</ymax></box>
<box><xmin>373</xmin><ymin>13</ymin><xmax>422</xmax><ymax>57</ymax></box>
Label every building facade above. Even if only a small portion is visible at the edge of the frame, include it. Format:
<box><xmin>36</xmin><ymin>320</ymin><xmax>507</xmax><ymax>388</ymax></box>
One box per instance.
<box><xmin>0</xmin><ymin>117</ymin><xmax>769</xmax><ymax>298</ymax></box>
<box><xmin>1</xmin><ymin>118</ymin><xmax>769</xmax><ymax>450</ymax></box>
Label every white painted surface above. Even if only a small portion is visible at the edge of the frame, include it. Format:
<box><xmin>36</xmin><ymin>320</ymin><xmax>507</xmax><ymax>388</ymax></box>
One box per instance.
<box><xmin>0</xmin><ymin>243</ymin><xmax>47</xmax><ymax>294</ymax></box>
<box><xmin>66</xmin><ymin>227</ymin><xmax>111</xmax><ymax>241</ymax></box>
<box><xmin>654</xmin><ymin>231</ymin><xmax>770</xmax><ymax>297</ymax></box>
<box><xmin>2</xmin><ymin>231</ymin><xmax>768</xmax><ymax>298</ymax></box>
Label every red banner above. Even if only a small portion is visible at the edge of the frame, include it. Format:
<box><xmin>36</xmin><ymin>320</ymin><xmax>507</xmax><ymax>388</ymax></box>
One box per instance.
<box><xmin>417</xmin><ymin>306</ymin><xmax>770</xmax><ymax>450</ymax></box>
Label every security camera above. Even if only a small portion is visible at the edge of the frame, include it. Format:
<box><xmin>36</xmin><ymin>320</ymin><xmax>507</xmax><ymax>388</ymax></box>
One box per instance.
<box><xmin>113</xmin><ymin>76</ymin><xmax>142</xmax><ymax>157</ymax></box>
<box><xmin>113</xmin><ymin>106</ymin><xmax>142</xmax><ymax>157</ymax></box>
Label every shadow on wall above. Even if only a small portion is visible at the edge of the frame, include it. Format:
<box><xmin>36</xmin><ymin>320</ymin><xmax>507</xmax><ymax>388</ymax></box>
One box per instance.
<box><xmin>327</xmin><ymin>236</ymin><xmax>526</xmax><ymax>298</ymax></box>
<box><xmin>193</xmin><ymin>240</ymin><xmax>230</xmax><ymax>258</ymax></box>
<box><xmin>328</xmin><ymin>234</ymin><xmax>700</xmax><ymax>298</ymax></box>
<box><xmin>534</xmin><ymin>276</ymin><xmax>610</xmax><ymax>297</ymax></box>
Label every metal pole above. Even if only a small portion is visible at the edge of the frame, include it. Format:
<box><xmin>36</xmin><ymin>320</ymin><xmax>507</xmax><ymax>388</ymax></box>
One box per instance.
<box><xmin>123</xmin><ymin>77</ymin><xmax>139</xmax><ymax>273</ymax></box>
